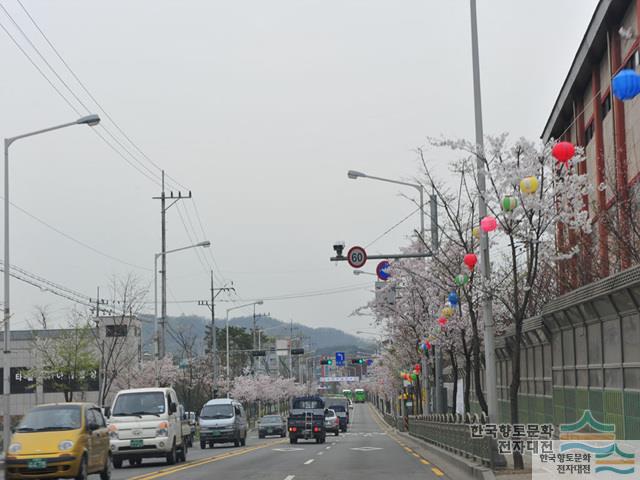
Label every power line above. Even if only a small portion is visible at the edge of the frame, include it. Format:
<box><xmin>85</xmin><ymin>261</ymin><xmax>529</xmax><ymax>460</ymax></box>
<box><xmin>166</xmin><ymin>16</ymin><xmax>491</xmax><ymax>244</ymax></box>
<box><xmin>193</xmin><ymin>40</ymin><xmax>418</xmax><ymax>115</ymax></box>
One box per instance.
<box><xmin>366</xmin><ymin>206</ymin><xmax>420</xmax><ymax>249</ymax></box>
<box><xmin>0</xmin><ymin>195</ymin><xmax>151</xmax><ymax>271</ymax></box>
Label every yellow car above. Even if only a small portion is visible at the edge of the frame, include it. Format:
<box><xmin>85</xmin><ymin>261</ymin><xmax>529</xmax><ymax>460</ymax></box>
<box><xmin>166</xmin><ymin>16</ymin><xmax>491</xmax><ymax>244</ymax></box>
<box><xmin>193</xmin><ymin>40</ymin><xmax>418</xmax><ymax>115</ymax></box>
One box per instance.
<box><xmin>5</xmin><ymin>402</ymin><xmax>111</xmax><ymax>480</ymax></box>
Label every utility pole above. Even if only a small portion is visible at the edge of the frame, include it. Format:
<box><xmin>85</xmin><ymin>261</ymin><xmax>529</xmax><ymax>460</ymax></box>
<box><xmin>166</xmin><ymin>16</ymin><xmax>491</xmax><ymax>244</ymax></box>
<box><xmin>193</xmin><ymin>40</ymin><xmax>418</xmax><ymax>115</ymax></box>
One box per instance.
<box><xmin>198</xmin><ymin>271</ymin><xmax>234</xmax><ymax>398</ymax></box>
<box><xmin>469</xmin><ymin>0</ymin><xmax>497</xmax><ymax>423</ymax></box>
<box><xmin>153</xmin><ymin>171</ymin><xmax>191</xmax><ymax>358</ymax></box>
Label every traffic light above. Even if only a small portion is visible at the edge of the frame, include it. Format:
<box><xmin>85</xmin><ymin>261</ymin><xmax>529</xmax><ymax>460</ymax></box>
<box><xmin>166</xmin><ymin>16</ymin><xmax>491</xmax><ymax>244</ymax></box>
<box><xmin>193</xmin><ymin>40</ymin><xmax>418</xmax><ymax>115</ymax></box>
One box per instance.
<box><xmin>351</xmin><ymin>358</ymin><xmax>365</xmax><ymax>364</ymax></box>
<box><xmin>320</xmin><ymin>359</ymin><xmax>333</xmax><ymax>365</ymax></box>
<box><xmin>251</xmin><ymin>350</ymin><xmax>266</xmax><ymax>357</ymax></box>
<box><xmin>291</xmin><ymin>348</ymin><xmax>305</xmax><ymax>355</ymax></box>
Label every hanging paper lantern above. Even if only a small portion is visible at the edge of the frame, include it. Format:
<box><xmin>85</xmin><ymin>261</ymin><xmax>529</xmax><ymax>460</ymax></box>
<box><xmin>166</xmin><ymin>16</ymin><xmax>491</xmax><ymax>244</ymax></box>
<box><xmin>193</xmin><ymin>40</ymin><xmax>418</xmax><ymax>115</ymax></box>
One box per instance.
<box><xmin>612</xmin><ymin>69</ymin><xmax>640</xmax><ymax>101</ymax></box>
<box><xmin>438</xmin><ymin>317</ymin><xmax>447</xmax><ymax>327</ymax></box>
<box><xmin>472</xmin><ymin>226</ymin><xmax>480</xmax><ymax>239</ymax></box>
<box><xmin>463</xmin><ymin>253</ymin><xmax>478</xmax><ymax>270</ymax></box>
<box><xmin>441</xmin><ymin>306</ymin><xmax>454</xmax><ymax>318</ymax></box>
<box><xmin>426</xmin><ymin>341</ymin><xmax>432</xmax><ymax>350</ymax></box>
<box><xmin>552</xmin><ymin>142</ymin><xmax>575</xmax><ymax>165</ymax></box>
<box><xmin>454</xmin><ymin>273</ymin><xmax>469</xmax><ymax>286</ymax></box>
<box><xmin>480</xmin><ymin>216</ymin><xmax>497</xmax><ymax>233</ymax></box>
<box><xmin>414</xmin><ymin>363</ymin><xmax>421</xmax><ymax>373</ymax></box>
<box><xmin>520</xmin><ymin>176</ymin><xmax>539</xmax><ymax>194</ymax></box>
<box><xmin>501</xmin><ymin>196</ymin><xmax>518</xmax><ymax>212</ymax></box>
<box><xmin>448</xmin><ymin>291</ymin><xmax>459</xmax><ymax>306</ymax></box>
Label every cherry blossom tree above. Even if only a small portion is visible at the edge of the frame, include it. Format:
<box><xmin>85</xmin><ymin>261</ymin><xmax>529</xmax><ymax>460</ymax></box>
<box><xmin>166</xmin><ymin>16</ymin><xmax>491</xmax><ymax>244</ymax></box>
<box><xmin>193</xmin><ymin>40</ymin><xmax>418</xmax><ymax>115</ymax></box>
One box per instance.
<box><xmin>113</xmin><ymin>355</ymin><xmax>179</xmax><ymax>390</ymax></box>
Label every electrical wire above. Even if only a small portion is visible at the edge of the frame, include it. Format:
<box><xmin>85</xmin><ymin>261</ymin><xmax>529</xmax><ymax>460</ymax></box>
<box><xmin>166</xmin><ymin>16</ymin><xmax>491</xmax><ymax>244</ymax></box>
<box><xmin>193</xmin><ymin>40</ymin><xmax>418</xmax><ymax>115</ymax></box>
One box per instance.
<box><xmin>365</xmin><ymin>206</ymin><xmax>421</xmax><ymax>249</ymax></box>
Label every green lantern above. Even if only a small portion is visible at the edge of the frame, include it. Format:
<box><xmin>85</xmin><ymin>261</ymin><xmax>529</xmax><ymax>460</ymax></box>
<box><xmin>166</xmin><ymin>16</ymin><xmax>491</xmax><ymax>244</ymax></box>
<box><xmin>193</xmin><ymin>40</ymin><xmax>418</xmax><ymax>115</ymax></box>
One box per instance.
<box><xmin>411</xmin><ymin>373</ymin><xmax>418</xmax><ymax>382</ymax></box>
<box><xmin>454</xmin><ymin>273</ymin><xmax>469</xmax><ymax>287</ymax></box>
<box><xmin>501</xmin><ymin>195</ymin><xmax>518</xmax><ymax>212</ymax></box>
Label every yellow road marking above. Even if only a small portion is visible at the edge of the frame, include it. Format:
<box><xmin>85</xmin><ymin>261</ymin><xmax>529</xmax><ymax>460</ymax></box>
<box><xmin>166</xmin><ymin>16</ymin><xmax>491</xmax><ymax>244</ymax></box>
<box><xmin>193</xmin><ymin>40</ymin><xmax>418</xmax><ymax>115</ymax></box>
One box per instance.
<box><xmin>368</xmin><ymin>405</ymin><xmax>446</xmax><ymax>478</ymax></box>
<box><xmin>126</xmin><ymin>439</ymin><xmax>286</xmax><ymax>480</ymax></box>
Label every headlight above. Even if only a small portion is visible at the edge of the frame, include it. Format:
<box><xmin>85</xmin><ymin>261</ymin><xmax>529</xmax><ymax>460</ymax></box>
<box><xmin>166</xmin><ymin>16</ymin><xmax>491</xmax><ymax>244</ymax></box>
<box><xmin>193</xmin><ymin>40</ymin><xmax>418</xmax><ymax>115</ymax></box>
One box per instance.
<box><xmin>157</xmin><ymin>421</ymin><xmax>168</xmax><ymax>437</ymax></box>
<box><xmin>58</xmin><ymin>440</ymin><xmax>74</xmax><ymax>451</ymax></box>
<box><xmin>8</xmin><ymin>443</ymin><xmax>21</xmax><ymax>454</ymax></box>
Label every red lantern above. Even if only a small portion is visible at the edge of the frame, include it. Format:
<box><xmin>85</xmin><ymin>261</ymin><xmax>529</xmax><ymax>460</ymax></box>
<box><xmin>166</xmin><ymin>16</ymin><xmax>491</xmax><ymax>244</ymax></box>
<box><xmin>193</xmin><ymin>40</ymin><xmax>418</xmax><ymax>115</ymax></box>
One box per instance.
<box><xmin>438</xmin><ymin>317</ymin><xmax>447</xmax><ymax>326</ymax></box>
<box><xmin>480</xmin><ymin>216</ymin><xmax>497</xmax><ymax>233</ymax></box>
<box><xmin>414</xmin><ymin>363</ymin><xmax>421</xmax><ymax>373</ymax></box>
<box><xmin>463</xmin><ymin>253</ymin><xmax>478</xmax><ymax>270</ymax></box>
<box><xmin>552</xmin><ymin>141</ymin><xmax>575</xmax><ymax>165</ymax></box>
<box><xmin>426</xmin><ymin>341</ymin><xmax>432</xmax><ymax>350</ymax></box>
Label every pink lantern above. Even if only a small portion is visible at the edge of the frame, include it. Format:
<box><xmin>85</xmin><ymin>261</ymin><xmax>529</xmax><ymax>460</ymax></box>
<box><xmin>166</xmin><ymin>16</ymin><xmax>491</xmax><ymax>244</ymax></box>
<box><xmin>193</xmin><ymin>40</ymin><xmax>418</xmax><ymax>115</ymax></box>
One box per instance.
<box><xmin>480</xmin><ymin>216</ymin><xmax>497</xmax><ymax>233</ymax></box>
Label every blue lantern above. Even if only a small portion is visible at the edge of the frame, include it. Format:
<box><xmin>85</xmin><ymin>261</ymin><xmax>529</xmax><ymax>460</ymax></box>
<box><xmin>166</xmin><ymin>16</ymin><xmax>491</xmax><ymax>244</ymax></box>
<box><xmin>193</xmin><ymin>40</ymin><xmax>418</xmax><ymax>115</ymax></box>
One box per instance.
<box><xmin>448</xmin><ymin>291</ymin><xmax>459</xmax><ymax>306</ymax></box>
<box><xmin>612</xmin><ymin>69</ymin><xmax>640</xmax><ymax>100</ymax></box>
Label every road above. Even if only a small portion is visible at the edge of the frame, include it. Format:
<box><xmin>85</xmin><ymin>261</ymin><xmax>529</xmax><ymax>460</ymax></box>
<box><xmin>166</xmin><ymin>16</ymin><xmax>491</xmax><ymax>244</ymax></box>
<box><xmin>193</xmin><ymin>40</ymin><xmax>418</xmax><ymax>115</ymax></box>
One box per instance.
<box><xmin>110</xmin><ymin>404</ymin><xmax>451</xmax><ymax>480</ymax></box>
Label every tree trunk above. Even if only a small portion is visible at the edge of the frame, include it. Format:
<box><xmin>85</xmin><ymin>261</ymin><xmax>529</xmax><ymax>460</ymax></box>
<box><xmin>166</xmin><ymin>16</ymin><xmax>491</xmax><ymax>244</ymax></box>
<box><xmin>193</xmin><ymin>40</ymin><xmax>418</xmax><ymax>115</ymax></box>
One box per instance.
<box><xmin>472</xmin><ymin>333</ymin><xmax>488</xmax><ymax>414</ymax></box>
<box><xmin>510</xmin><ymin>326</ymin><xmax>523</xmax><ymax>470</ymax></box>
<box><xmin>449</xmin><ymin>348</ymin><xmax>458</xmax><ymax>414</ymax></box>
<box><xmin>464</xmin><ymin>353</ymin><xmax>472</xmax><ymax>415</ymax></box>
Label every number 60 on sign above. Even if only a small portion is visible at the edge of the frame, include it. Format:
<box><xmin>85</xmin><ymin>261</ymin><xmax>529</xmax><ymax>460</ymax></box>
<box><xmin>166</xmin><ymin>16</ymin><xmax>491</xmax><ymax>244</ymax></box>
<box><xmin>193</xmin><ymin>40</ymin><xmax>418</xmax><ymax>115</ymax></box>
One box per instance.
<box><xmin>347</xmin><ymin>246</ymin><xmax>367</xmax><ymax>268</ymax></box>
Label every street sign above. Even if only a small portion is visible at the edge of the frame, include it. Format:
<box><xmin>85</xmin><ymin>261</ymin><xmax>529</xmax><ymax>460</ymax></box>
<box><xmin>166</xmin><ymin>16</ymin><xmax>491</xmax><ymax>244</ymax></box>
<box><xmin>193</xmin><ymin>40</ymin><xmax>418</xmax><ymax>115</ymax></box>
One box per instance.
<box><xmin>335</xmin><ymin>352</ymin><xmax>345</xmax><ymax>366</ymax></box>
<box><xmin>376</xmin><ymin>260</ymin><xmax>391</xmax><ymax>281</ymax></box>
<box><xmin>251</xmin><ymin>350</ymin><xmax>266</xmax><ymax>357</ymax></box>
<box><xmin>347</xmin><ymin>246</ymin><xmax>367</xmax><ymax>268</ymax></box>
<box><xmin>319</xmin><ymin>376</ymin><xmax>359</xmax><ymax>383</ymax></box>
<box><xmin>366</xmin><ymin>359</ymin><xmax>374</xmax><ymax>366</ymax></box>
<box><xmin>291</xmin><ymin>348</ymin><xmax>304</xmax><ymax>355</ymax></box>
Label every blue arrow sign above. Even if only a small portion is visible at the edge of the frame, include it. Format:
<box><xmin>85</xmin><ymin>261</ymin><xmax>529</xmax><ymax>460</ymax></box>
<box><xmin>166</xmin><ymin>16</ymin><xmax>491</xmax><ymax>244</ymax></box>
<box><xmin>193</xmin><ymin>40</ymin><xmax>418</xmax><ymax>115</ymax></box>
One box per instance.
<box><xmin>336</xmin><ymin>352</ymin><xmax>345</xmax><ymax>366</ymax></box>
<box><xmin>376</xmin><ymin>261</ymin><xmax>391</xmax><ymax>281</ymax></box>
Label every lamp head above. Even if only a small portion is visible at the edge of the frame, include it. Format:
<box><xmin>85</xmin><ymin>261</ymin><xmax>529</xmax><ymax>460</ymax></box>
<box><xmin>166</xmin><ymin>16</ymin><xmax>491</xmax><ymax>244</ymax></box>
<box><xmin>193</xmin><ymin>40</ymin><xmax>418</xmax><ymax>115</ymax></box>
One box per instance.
<box><xmin>347</xmin><ymin>170</ymin><xmax>366</xmax><ymax>179</ymax></box>
<box><xmin>76</xmin><ymin>114</ymin><xmax>101</xmax><ymax>126</ymax></box>
<box><xmin>256</xmin><ymin>300</ymin><xmax>264</xmax><ymax>305</ymax></box>
<box><xmin>198</xmin><ymin>241</ymin><xmax>211</xmax><ymax>248</ymax></box>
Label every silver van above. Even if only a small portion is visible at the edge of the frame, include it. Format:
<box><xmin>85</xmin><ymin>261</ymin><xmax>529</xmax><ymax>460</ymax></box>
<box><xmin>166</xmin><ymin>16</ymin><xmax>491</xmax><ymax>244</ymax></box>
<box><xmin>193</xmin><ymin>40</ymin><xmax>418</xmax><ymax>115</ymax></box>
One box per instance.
<box><xmin>199</xmin><ymin>398</ymin><xmax>248</xmax><ymax>449</ymax></box>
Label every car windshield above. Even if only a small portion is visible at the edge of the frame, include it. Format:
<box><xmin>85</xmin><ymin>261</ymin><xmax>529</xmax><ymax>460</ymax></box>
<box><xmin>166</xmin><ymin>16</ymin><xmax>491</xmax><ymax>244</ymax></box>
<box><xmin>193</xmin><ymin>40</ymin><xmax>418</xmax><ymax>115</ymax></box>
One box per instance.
<box><xmin>17</xmin><ymin>405</ymin><xmax>82</xmax><ymax>432</ymax></box>
<box><xmin>261</xmin><ymin>416</ymin><xmax>281</xmax><ymax>424</ymax></box>
<box><xmin>200</xmin><ymin>404</ymin><xmax>234</xmax><ymax>419</ymax></box>
<box><xmin>292</xmin><ymin>399</ymin><xmax>323</xmax><ymax>409</ymax></box>
<box><xmin>329</xmin><ymin>405</ymin><xmax>346</xmax><ymax>412</ymax></box>
<box><xmin>112</xmin><ymin>392</ymin><xmax>165</xmax><ymax>416</ymax></box>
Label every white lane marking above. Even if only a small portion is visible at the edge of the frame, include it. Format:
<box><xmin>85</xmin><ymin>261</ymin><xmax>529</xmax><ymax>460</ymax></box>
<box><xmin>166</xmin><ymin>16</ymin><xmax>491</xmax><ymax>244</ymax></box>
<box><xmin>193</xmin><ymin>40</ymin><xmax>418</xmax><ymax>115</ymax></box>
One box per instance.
<box><xmin>325</xmin><ymin>446</ymin><xmax>331</xmax><ymax>450</ymax></box>
<box><xmin>304</xmin><ymin>459</ymin><xmax>315</xmax><ymax>465</ymax></box>
<box><xmin>318</xmin><ymin>452</ymin><xmax>324</xmax><ymax>456</ymax></box>
<box><xmin>284</xmin><ymin>476</ymin><xmax>295</xmax><ymax>480</ymax></box>
<box><xmin>350</xmin><ymin>446</ymin><xmax>383</xmax><ymax>451</ymax></box>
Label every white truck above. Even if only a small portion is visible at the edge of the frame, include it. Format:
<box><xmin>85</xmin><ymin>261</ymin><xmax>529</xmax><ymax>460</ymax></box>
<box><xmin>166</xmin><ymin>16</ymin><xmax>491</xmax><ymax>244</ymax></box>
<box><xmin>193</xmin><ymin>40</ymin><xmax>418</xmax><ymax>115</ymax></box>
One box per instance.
<box><xmin>106</xmin><ymin>387</ymin><xmax>188</xmax><ymax>468</ymax></box>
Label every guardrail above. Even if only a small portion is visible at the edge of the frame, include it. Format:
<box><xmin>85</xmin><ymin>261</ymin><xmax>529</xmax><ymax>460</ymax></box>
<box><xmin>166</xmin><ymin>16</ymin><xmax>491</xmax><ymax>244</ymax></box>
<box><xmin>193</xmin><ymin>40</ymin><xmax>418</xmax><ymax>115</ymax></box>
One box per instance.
<box><xmin>407</xmin><ymin>413</ymin><xmax>494</xmax><ymax>467</ymax></box>
<box><xmin>382</xmin><ymin>411</ymin><xmax>406</xmax><ymax>432</ymax></box>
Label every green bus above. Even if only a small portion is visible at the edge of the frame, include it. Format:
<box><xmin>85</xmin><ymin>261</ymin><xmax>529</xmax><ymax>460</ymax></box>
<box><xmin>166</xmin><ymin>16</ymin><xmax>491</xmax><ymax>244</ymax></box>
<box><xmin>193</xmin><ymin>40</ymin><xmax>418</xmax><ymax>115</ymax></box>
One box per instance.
<box><xmin>342</xmin><ymin>389</ymin><xmax>352</xmax><ymax>400</ymax></box>
<box><xmin>354</xmin><ymin>388</ymin><xmax>366</xmax><ymax>403</ymax></box>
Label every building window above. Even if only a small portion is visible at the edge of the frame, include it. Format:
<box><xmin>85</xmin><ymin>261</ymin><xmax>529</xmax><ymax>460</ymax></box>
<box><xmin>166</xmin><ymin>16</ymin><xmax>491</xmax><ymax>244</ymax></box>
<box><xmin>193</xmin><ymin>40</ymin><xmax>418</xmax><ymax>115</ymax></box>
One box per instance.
<box><xmin>106</xmin><ymin>324</ymin><xmax>128</xmax><ymax>337</ymax></box>
<box><xmin>601</xmin><ymin>94</ymin><xmax>611</xmax><ymax>120</ymax></box>
<box><xmin>585</xmin><ymin>122</ymin><xmax>594</xmax><ymax>145</ymax></box>
<box><xmin>625</xmin><ymin>50</ymin><xmax>639</xmax><ymax>70</ymax></box>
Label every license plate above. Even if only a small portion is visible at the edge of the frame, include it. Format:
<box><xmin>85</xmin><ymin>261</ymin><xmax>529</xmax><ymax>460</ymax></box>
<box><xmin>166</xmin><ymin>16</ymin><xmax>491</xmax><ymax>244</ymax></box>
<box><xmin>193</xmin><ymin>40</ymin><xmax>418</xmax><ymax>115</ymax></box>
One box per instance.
<box><xmin>267</xmin><ymin>429</ymin><xmax>273</xmax><ymax>433</ymax></box>
<box><xmin>211</xmin><ymin>430</ymin><xmax>220</xmax><ymax>436</ymax></box>
<box><xmin>130</xmin><ymin>439</ymin><xmax>144</xmax><ymax>448</ymax></box>
<box><xmin>27</xmin><ymin>459</ymin><xmax>47</xmax><ymax>470</ymax></box>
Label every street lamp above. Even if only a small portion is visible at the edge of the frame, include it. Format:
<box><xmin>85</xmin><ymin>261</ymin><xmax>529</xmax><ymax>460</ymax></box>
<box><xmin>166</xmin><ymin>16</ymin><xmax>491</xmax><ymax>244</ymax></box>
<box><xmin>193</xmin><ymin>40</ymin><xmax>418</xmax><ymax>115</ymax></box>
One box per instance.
<box><xmin>352</xmin><ymin>270</ymin><xmax>376</xmax><ymax>277</ymax></box>
<box><xmin>225</xmin><ymin>300</ymin><xmax>263</xmax><ymax>395</ymax></box>
<box><xmin>347</xmin><ymin>170</ymin><xmax>425</xmax><ymax>241</ymax></box>
<box><xmin>154</xmin><ymin>241</ymin><xmax>210</xmax><ymax>385</ymax></box>
<box><xmin>3</xmin><ymin>114</ymin><xmax>100</xmax><ymax>452</ymax></box>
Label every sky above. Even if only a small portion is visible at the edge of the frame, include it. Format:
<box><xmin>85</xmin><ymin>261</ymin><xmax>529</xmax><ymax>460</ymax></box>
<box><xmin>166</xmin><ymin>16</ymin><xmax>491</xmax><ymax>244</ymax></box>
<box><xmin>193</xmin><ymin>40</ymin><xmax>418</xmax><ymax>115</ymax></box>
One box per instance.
<box><xmin>0</xmin><ymin>0</ymin><xmax>599</xmax><ymax>336</ymax></box>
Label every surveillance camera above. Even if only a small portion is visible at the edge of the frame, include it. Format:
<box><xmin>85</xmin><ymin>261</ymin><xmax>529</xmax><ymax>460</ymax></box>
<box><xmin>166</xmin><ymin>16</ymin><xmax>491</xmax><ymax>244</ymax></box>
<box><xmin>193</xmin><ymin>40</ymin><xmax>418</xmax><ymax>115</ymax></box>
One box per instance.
<box><xmin>333</xmin><ymin>241</ymin><xmax>345</xmax><ymax>258</ymax></box>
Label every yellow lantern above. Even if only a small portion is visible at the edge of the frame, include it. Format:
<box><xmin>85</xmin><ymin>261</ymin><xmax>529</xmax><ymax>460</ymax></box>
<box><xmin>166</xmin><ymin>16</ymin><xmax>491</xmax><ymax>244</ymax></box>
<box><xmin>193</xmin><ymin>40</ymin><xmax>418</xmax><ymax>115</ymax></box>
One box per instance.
<box><xmin>441</xmin><ymin>306</ymin><xmax>454</xmax><ymax>318</ymax></box>
<box><xmin>472</xmin><ymin>226</ymin><xmax>480</xmax><ymax>239</ymax></box>
<box><xmin>520</xmin><ymin>176</ymin><xmax>539</xmax><ymax>194</ymax></box>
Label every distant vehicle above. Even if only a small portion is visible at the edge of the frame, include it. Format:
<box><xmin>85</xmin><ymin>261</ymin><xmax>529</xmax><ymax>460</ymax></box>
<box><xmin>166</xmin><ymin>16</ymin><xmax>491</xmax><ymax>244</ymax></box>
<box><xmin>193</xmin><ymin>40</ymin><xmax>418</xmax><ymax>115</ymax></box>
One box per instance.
<box><xmin>186</xmin><ymin>411</ymin><xmax>197</xmax><ymax>438</ymax></box>
<box><xmin>324</xmin><ymin>397</ymin><xmax>350</xmax><ymax>432</ymax></box>
<box><xmin>324</xmin><ymin>409</ymin><xmax>340</xmax><ymax>436</ymax></box>
<box><xmin>199</xmin><ymin>398</ymin><xmax>248</xmax><ymax>449</ymax></box>
<box><xmin>4</xmin><ymin>402</ymin><xmax>111</xmax><ymax>480</ymax></box>
<box><xmin>258</xmin><ymin>415</ymin><xmax>286</xmax><ymax>438</ymax></box>
<box><xmin>355</xmin><ymin>388</ymin><xmax>366</xmax><ymax>403</ymax></box>
<box><xmin>287</xmin><ymin>396</ymin><xmax>326</xmax><ymax>444</ymax></box>
<box><xmin>178</xmin><ymin>405</ymin><xmax>193</xmax><ymax>447</ymax></box>
<box><xmin>342</xmin><ymin>389</ymin><xmax>353</xmax><ymax>400</ymax></box>
<box><xmin>107</xmin><ymin>387</ymin><xmax>187</xmax><ymax>468</ymax></box>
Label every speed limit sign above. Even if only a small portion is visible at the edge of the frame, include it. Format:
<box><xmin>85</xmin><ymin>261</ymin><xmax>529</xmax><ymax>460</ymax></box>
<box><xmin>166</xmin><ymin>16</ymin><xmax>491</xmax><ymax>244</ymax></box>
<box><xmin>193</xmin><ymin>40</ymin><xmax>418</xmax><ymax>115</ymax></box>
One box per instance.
<box><xmin>347</xmin><ymin>246</ymin><xmax>367</xmax><ymax>268</ymax></box>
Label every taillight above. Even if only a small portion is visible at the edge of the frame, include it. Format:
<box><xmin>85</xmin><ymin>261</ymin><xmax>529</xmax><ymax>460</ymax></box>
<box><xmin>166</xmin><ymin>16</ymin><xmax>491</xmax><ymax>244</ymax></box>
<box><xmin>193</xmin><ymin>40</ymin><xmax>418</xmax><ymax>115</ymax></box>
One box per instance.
<box><xmin>313</xmin><ymin>426</ymin><xmax>320</xmax><ymax>433</ymax></box>
<box><xmin>289</xmin><ymin>427</ymin><xmax>297</xmax><ymax>432</ymax></box>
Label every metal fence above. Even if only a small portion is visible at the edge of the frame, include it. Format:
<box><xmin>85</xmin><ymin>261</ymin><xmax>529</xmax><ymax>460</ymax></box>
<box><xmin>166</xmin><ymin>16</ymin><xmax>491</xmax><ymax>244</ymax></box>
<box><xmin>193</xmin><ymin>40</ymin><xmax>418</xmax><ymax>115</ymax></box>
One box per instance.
<box><xmin>407</xmin><ymin>413</ymin><xmax>494</xmax><ymax>467</ymax></box>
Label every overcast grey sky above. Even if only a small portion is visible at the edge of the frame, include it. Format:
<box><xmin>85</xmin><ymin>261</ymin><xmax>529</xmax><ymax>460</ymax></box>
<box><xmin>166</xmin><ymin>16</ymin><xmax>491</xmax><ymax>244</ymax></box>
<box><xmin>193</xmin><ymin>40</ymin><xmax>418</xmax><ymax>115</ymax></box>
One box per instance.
<box><xmin>0</xmin><ymin>1</ymin><xmax>598</xmax><ymax>335</ymax></box>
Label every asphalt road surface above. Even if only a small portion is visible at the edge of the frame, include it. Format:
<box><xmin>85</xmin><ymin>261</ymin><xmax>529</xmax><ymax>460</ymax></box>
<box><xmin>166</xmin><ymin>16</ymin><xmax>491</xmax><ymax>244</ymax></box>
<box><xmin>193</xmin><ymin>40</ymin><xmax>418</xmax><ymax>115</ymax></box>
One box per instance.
<box><xmin>110</xmin><ymin>404</ymin><xmax>452</xmax><ymax>480</ymax></box>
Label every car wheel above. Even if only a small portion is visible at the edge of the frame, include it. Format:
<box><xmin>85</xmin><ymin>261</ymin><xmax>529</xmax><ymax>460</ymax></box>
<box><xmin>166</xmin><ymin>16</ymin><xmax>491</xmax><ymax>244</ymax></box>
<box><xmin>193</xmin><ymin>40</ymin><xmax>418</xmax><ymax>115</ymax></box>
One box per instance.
<box><xmin>200</xmin><ymin>440</ymin><xmax>206</xmax><ymax>449</ymax></box>
<box><xmin>234</xmin><ymin>437</ymin><xmax>240</xmax><ymax>447</ymax></box>
<box><xmin>281</xmin><ymin>432</ymin><xmax>286</xmax><ymax>438</ymax></box>
<box><xmin>166</xmin><ymin>441</ymin><xmax>177</xmax><ymax>465</ymax></box>
<box><xmin>258</xmin><ymin>433</ymin><xmax>264</xmax><ymax>439</ymax></box>
<box><xmin>179</xmin><ymin>440</ymin><xmax>188</xmax><ymax>462</ymax></box>
<box><xmin>100</xmin><ymin>454</ymin><xmax>112</xmax><ymax>480</ymax></box>
<box><xmin>75</xmin><ymin>456</ymin><xmax>88</xmax><ymax>480</ymax></box>
<box><xmin>289</xmin><ymin>437</ymin><xmax>297</xmax><ymax>444</ymax></box>
<box><xmin>209</xmin><ymin>441</ymin><xmax>214</xmax><ymax>448</ymax></box>
<box><xmin>113</xmin><ymin>457</ymin><xmax>123</xmax><ymax>469</ymax></box>
<box><xmin>335</xmin><ymin>431</ymin><xmax>339</xmax><ymax>436</ymax></box>
<box><xmin>240</xmin><ymin>433</ymin><xmax>246</xmax><ymax>447</ymax></box>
